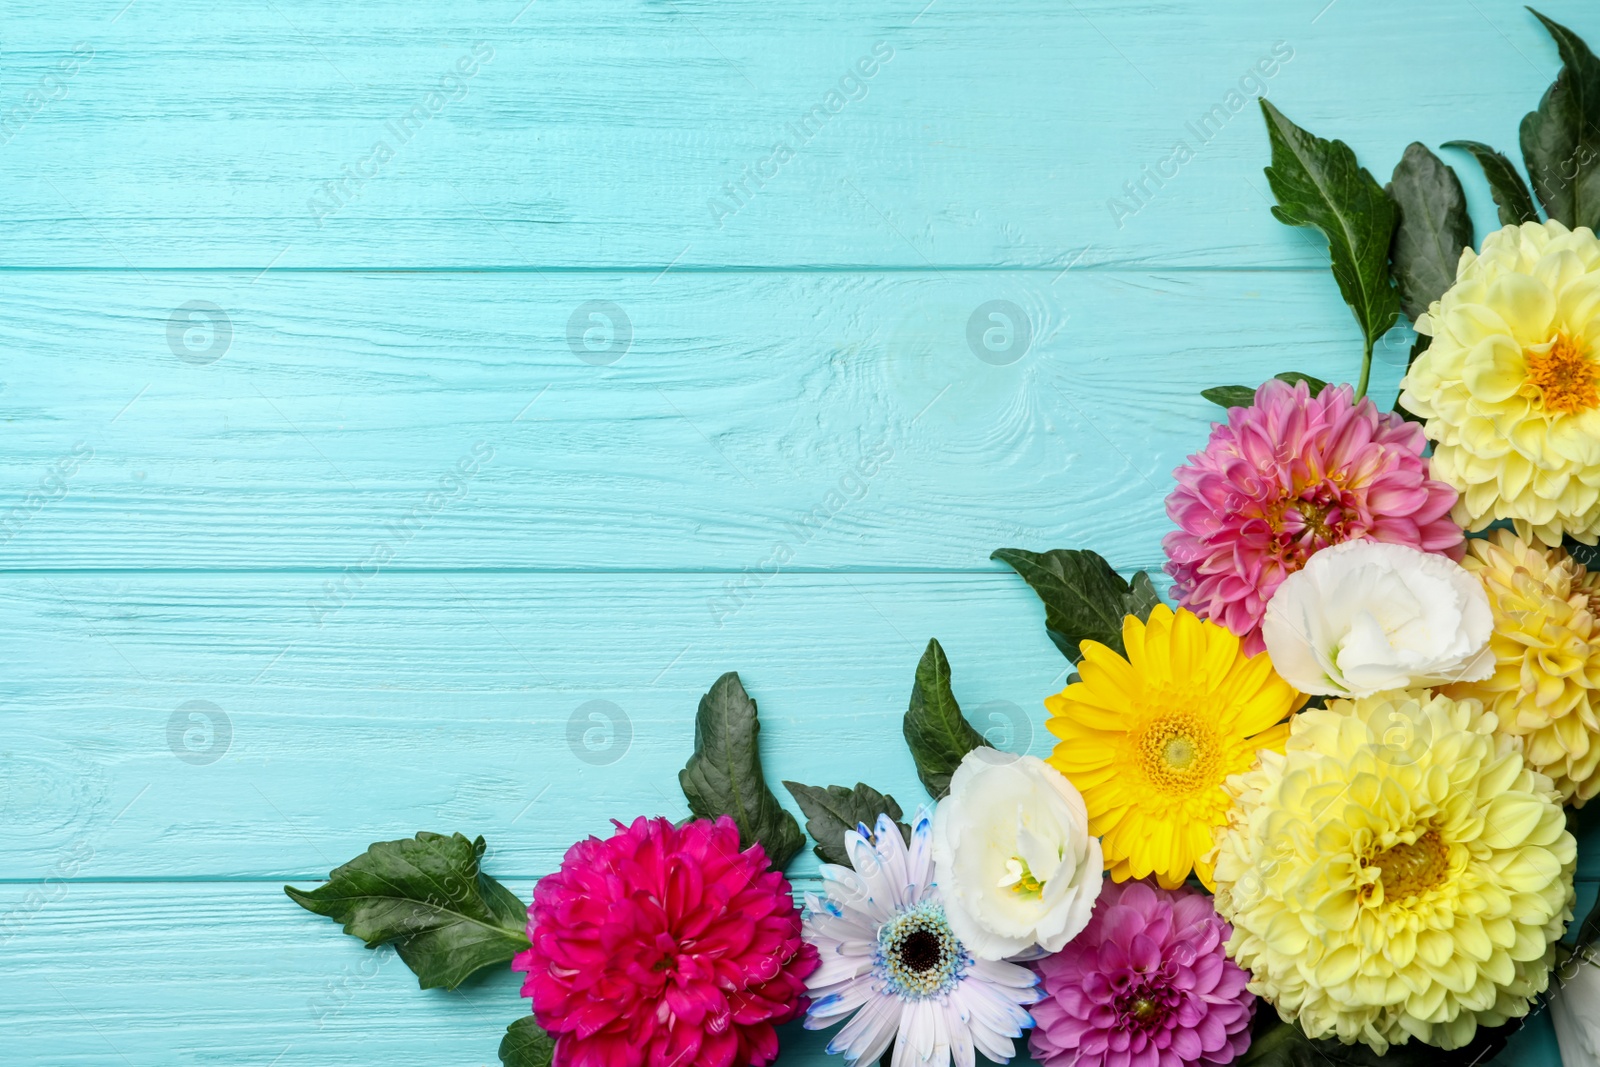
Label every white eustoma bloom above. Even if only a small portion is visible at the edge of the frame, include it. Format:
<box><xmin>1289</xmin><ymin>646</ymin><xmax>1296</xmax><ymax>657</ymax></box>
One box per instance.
<box><xmin>1553</xmin><ymin>953</ymin><xmax>1600</xmax><ymax>1065</ymax></box>
<box><xmin>931</xmin><ymin>748</ymin><xmax>1102</xmax><ymax>960</ymax></box>
<box><xmin>1261</xmin><ymin>539</ymin><xmax>1493</xmax><ymax>697</ymax></box>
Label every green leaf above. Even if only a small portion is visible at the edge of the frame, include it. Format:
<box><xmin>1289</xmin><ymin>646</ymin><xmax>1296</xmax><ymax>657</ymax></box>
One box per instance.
<box><xmin>1442</xmin><ymin>140</ymin><xmax>1540</xmax><ymax>225</ymax></box>
<box><xmin>1239</xmin><ymin>1015</ymin><xmax>1521</xmax><ymax>1066</ymax></box>
<box><xmin>1271</xmin><ymin>371</ymin><xmax>1328</xmax><ymax>395</ymax></box>
<box><xmin>782</xmin><ymin>781</ymin><xmax>911</xmax><ymax>865</ymax></box>
<box><xmin>1201</xmin><ymin>385</ymin><xmax>1258</xmax><ymax>408</ymax></box>
<box><xmin>679</xmin><ymin>671</ymin><xmax>805</xmax><ymax>870</ymax></box>
<box><xmin>991</xmin><ymin>547</ymin><xmax>1162</xmax><ymax>663</ymax></box>
<box><xmin>1386</xmin><ymin>142</ymin><xmax>1474</xmax><ymax>322</ymax></box>
<box><xmin>1202</xmin><ymin>374</ymin><xmax>1326</xmax><ymax>409</ymax></box>
<box><xmin>1259</xmin><ymin>99</ymin><xmax>1400</xmax><ymax>397</ymax></box>
<box><xmin>499</xmin><ymin>1017</ymin><xmax>556</xmax><ymax>1067</ymax></box>
<box><xmin>902</xmin><ymin>638</ymin><xmax>989</xmax><ymax>799</ymax></box>
<box><xmin>285</xmin><ymin>831</ymin><xmax>529</xmax><ymax>991</ymax></box>
<box><xmin>1521</xmin><ymin>9</ymin><xmax>1600</xmax><ymax>229</ymax></box>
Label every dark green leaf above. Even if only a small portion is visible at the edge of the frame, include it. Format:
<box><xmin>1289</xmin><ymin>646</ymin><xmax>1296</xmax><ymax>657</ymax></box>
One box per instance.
<box><xmin>1201</xmin><ymin>385</ymin><xmax>1258</xmax><ymax>408</ymax></box>
<box><xmin>782</xmin><ymin>781</ymin><xmax>910</xmax><ymax>865</ymax></box>
<box><xmin>285</xmin><ymin>831</ymin><xmax>529</xmax><ymax>991</ymax></box>
<box><xmin>902</xmin><ymin>638</ymin><xmax>989</xmax><ymax>799</ymax></box>
<box><xmin>679</xmin><ymin>671</ymin><xmax>805</xmax><ymax>870</ymax></box>
<box><xmin>1239</xmin><ymin>1014</ymin><xmax>1521</xmax><ymax>1066</ymax></box>
<box><xmin>1521</xmin><ymin>9</ymin><xmax>1600</xmax><ymax>229</ymax></box>
<box><xmin>1442</xmin><ymin>140</ymin><xmax>1540</xmax><ymax>225</ymax></box>
<box><xmin>1203</xmin><ymin>374</ymin><xmax>1326</xmax><ymax>409</ymax></box>
<box><xmin>499</xmin><ymin>1016</ymin><xmax>556</xmax><ymax>1067</ymax></box>
<box><xmin>1386</xmin><ymin>142</ymin><xmax>1475</xmax><ymax>321</ymax></box>
<box><xmin>991</xmin><ymin>547</ymin><xmax>1162</xmax><ymax>663</ymax></box>
<box><xmin>1260</xmin><ymin>100</ymin><xmax>1401</xmax><ymax>355</ymax></box>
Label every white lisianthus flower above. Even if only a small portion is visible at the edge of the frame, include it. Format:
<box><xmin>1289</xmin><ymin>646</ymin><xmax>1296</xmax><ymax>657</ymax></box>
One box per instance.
<box><xmin>1261</xmin><ymin>539</ymin><xmax>1494</xmax><ymax>697</ymax></box>
<box><xmin>1554</xmin><ymin>952</ymin><xmax>1600</xmax><ymax>1065</ymax></box>
<box><xmin>931</xmin><ymin>748</ymin><xmax>1102</xmax><ymax>960</ymax></box>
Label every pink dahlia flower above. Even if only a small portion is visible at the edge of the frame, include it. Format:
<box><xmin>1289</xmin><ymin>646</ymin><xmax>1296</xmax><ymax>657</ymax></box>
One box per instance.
<box><xmin>1164</xmin><ymin>379</ymin><xmax>1461</xmax><ymax>653</ymax></box>
<box><xmin>1030</xmin><ymin>880</ymin><xmax>1253</xmax><ymax>1067</ymax></box>
<box><xmin>513</xmin><ymin>815</ymin><xmax>818</xmax><ymax>1067</ymax></box>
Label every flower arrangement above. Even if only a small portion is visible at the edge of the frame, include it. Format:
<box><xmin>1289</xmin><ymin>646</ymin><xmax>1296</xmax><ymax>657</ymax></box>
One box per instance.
<box><xmin>288</xmin><ymin>10</ymin><xmax>1600</xmax><ymax>1067</ymax></box>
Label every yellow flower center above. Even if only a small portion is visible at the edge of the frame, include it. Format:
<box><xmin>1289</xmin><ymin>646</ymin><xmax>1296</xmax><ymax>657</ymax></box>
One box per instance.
<box><xmin>997</xmin><ymin>857</ymin><xmax>1045</xmax><ymax>898</ymax></box>
<box><xmin>1368</xmin><ymin>830</ymin><xmax>1450</xmax><ymax>902</ymax></box>
<box><xmin>1525</xmin><ymin>333</ymin><xmax>1600</xmax><ymax>414</ymax></box>
<box><xmin>1136</xmin><ymin>715</ymin><xmax>1219</xmax><ymax>794</ymax></box>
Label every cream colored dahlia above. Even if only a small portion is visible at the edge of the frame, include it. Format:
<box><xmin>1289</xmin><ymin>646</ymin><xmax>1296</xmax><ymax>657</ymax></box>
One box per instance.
<box><xmin>1211</xmin><ymin>690</ymin><xmax>1574</xmax><ymax>1054</ymax></box>
<box><xmin>1443</xmin><ymin>529</ymin><xmax>1600</xmax><ymax>804</ymax></box>
<box><xmin>1400</xmin><ymin>219</ymin><xmax>1600</xmax><ymax>545</ymax></box>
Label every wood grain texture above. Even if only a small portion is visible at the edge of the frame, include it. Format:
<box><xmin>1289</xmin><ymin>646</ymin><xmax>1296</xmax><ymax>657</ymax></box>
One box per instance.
<box><xmin>0</xmin><ymin>269</ymin><xmax>1407</xmax><ymax>572</ymax></box>
<box><xmin>0</xmin><ymin>0</ymin><xmax>1585</xmax><ymax>267</ymax></box>
<box><xmin>6</xmin><ymin>0</ymin><xmax>1598</xmax><ymax>1063</ymax></box>
<box><xmin>0</xmin><ymin>571</ymin><xmax>1068</xmax><ymax>880</ymax></box>
<box><xmin>0</xmin><ymin>880</ymin><xmax>1582</xmax><ymax>1066</ymax></box>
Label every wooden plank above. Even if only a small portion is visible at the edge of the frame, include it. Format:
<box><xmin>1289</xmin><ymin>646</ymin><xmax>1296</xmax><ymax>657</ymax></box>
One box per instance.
<box><xmin>0</xmin><ymin>571</ymin><xmax>1066</xmax><ymax>880</ymax></box>
<box><xmin>0</xmin><ymin>879</ymin><xmax>1579</xmax><ymax>1065</ymax></box>
<box><xmin>0</xmin><ymin>0</ymin><xmax>1584</xmax><ymax>267</ymax></box>
<box><xmin>0</xmin><ymin>268</ymin><xmax>1411</xmax><ymax>572</ymax></box>
<box><xmin>6</xmin><ymin>570</ymin><xmax>1600</xmax><ymax>884</ymax></box>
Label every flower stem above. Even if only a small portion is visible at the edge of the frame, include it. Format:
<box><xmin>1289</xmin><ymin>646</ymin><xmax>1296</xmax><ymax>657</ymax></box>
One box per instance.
<box><xmin>1354</xmin><ymin>336</ymin><xmax>1374</xmax><ymax>401</ymax></box>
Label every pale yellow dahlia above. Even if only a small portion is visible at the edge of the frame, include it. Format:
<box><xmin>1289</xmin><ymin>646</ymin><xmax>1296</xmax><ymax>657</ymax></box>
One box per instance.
<box><xmin>1211</xmin><ymin>690</ymin><xmax>1574</xmax><ymax>1053</ymax></box>
<box><xmin>1443</xmin><ymin>529</ymin><xmax>1600</xmax><ymax>804</ymax></box>
<box><xmin>1400</xmin><ymin>219</ymin><xmax>1600</xmax><ymax>545</ymax></box>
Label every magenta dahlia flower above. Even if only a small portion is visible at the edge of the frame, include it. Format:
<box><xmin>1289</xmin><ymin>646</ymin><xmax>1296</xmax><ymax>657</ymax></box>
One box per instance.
<box><xmin>1030</xmin><ymin>880</ymin><xmax>1254</xmax><ymax>1067</ymax></box>
<box><xmin>1164</xmin><ymin>379</ymin><xmax>1461</xmax><ymax>653</ymax></box>
<box><xmin>513</xmin><ymin>815</ymin><xmax>818</xmax><ymax>1067</ymax></box>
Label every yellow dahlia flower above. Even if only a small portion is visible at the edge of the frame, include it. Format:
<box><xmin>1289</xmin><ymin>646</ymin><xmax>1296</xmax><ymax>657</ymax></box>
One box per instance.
<box><xmin>1044</xmin><ymin>604</ymin><xmax>1303</xmax><ymax>890</ymax></box>
<box><xmin>1443</xmin><ymin>529</ymin><xmax>1600</xmax><ymax>804</ymax></box>
<box><xmin>1401</xmin><ymin>219</ymin><xmax>1600</xmax><ymax>545</ymax></box>
<box><xmin>1212</xmin><ymin>690</ymin><xmax>1575</xmax><ymax>1053</ymax></box>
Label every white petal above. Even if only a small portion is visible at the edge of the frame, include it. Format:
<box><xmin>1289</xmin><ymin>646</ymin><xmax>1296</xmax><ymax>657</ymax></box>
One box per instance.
<box><xmin>828</xmin><ymin>992</ymin><xmax>902</xmax><ymax>1063</ymax></box>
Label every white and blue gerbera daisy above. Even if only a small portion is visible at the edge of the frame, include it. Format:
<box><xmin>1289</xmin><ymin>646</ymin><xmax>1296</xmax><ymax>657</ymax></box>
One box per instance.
<box><xmin>802</xmin><ymin>808</ymin><xmax>1040</xmax><ymax>1067</ymax></box>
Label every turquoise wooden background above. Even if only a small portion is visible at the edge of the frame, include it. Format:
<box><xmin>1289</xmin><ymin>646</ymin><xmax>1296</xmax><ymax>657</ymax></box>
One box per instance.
<box><xmin>3</xmin><ymin>1</ymin><xmax>1597</xmax><ymax>1063</ymax></box>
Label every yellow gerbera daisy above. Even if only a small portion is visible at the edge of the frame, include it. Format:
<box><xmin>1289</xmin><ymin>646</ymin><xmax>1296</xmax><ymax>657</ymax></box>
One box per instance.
<box><xmin>1400</xmin><ymin>219</ymin><xmax>1600</xmax><ymax>545</ymax></box>
<box><xmin>1211</xmin><ymin>690</ymin><xmax>1575</xmax><ymax>1054</ymax></box>
<box><xmin>1044</xmin><ymin>604</ymin><xmax>1303</xmax><ymax>890</ymax></box>
<box><xmin>1443</xmin><ymin>529</ymin><xmax>1600</xmax><ymax>804</ymax></box>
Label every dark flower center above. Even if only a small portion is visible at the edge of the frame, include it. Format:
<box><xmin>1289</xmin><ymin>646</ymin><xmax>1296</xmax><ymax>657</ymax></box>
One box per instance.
<box><xmin>897</xmin><ymin>929</ymin><xmax>943</xmax><ymax>974</ymax></box>
<box><xmin>875</xmin><ymin>901</ymin><xmax>968</xmax><ymax>1000</ymax></box>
